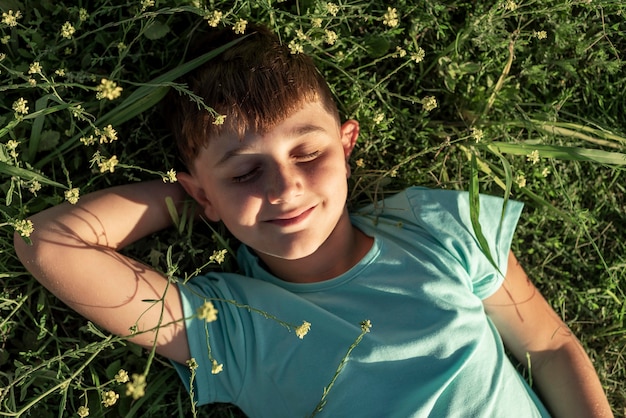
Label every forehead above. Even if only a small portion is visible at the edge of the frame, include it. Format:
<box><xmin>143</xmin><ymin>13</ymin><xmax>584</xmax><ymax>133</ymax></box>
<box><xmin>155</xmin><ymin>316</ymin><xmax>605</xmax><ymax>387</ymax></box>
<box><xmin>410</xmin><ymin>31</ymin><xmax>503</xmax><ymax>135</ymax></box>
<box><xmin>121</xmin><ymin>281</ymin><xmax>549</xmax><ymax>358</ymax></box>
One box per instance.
<box><xmin>204</xmin><ymin>101</ymin><xmax>338</xmax><ymax>153</ymax></box>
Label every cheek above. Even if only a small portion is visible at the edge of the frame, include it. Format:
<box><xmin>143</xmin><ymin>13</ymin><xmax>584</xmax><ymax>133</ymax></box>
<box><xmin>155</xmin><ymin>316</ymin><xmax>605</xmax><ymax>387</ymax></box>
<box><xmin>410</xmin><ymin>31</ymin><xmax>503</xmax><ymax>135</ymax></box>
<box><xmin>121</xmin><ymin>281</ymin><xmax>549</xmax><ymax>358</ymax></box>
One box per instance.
<box><xmin>220</xmin><ymin>192</ymin><xmax>263</xmax><ymax>226</ymax></box>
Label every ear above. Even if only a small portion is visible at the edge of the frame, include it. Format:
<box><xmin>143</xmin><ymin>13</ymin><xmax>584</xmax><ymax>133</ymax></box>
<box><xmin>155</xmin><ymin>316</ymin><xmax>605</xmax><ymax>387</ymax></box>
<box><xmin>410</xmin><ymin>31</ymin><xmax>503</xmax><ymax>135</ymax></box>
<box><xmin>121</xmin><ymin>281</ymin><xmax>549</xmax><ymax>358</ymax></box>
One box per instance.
<box><xmin>177</xmin><ymin>172</ymin><xmax>221</xmax><ymax>222</ymax></box>
<box><xmin>340</xmin><ymin>119</ymin><xmax>360</xmax><ymax>177</ymax></box>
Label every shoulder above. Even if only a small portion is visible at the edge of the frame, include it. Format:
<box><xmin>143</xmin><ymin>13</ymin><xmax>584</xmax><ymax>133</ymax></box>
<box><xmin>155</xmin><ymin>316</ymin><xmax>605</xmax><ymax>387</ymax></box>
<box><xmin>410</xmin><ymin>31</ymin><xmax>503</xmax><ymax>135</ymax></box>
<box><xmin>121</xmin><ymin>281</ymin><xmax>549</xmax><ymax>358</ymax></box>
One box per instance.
<box><xmin>353</xmin><ymin>186</ymin><xmax>523</xmax><ymax>233</ymax></box>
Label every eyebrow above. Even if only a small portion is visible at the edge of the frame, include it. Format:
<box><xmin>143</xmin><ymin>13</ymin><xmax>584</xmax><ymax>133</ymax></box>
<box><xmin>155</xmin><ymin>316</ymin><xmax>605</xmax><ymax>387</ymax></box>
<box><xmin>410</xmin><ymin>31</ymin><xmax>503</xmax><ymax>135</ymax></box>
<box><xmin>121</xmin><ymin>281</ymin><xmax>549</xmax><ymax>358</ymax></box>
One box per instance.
<box><xmin>215</xmin><ymin>123</ymin><xmax>328</xmax><ymax>167</ymax></box>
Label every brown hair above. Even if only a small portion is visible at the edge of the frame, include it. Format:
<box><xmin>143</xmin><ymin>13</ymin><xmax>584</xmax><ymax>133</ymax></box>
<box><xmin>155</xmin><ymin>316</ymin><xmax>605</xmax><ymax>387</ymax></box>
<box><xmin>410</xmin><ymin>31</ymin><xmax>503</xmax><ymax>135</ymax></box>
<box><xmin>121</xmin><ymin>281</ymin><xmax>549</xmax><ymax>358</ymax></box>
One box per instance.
<box><xmin>166</xmin><ymin>23</ymin><xmax>339</xmax><ymax>168</ymax></box>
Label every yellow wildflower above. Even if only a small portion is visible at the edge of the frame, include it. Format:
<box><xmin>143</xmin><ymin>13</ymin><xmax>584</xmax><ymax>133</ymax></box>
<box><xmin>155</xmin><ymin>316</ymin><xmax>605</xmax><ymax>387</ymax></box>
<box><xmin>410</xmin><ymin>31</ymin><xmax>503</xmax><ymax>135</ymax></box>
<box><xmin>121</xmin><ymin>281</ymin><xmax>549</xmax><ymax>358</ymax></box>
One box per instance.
<box><xmin>213</xmin><ymin>114</ymin><xmax>226</xmax><ymax>125</ymax></box>
<box><xmin>80</xmin><ymin>135</ymin><xmax>96</xmax><ymax>146</ymax></box>
<box><xmin>360</xmin><ymin>319</ymin><xmax>372</xmax><ymax>333</ymax></box>
<box><xmin>295</xmin><ymin>29</ymin><xmax>307</xmax><ymax>40</ymax></box>
<box><xmin>2</xmin><ymin>10</ymin><xmax>22</xmax><ymax>27</ymax></box>
<box><xmin>232</xmin><ymin>19</ymin><xmax>247</xmax><ymax>35</ymax></box>
<box><xmin>206</xmin><ymin>10</ymin><xmax>223</xmax><ymax>27</ymax></box>
<box><xmin>515</xmin><ymin>173</ymin><xmax>527</xmax><ymax>188</ymax></box>
<box><xmin>65</xmin><ymin>188</ymin><xmax>80</xmax><ymax>204</ymax></box>
<box><xmin>411</xmin><ymin>47</ymin><xmax>425</xmax><ymax>63</ymax></box>
<box><xmin>141</xmin><ymin>0</ymin><xmax>155</xmax><ymax>11</ymax></box>
<box><xmin>115</xmin><ymin>369</ymin><xmax>130</xmax><ymax>383</ymax></box>
<box><xmin>162</xmin><ymin>168</ymin><xmax>177</xmax><ymax>183</ymax></box>
<box><xmin>288</xmin><ymin>39</ymin><xmax>303</xmax><ymax>54</ymax></box>
<box><xmin>61</xmin><ymin>22</ymin><xmax>76</xmax><ymax>39</ymax></box>
<box><xmin>421</xmin><ymin>96</ymin><xmax>438</xmax><ymax>112</ymax></box>
<box><xmin>79</xmin><ymin>8</ymin><xmax>89</xmax><ymax>22</ymax></box>
<box><xmin>505</xmin><ymin>1</ymin><xmax>518</xmax><ymax>11</ymax></box>
<box><xmin>326</xmin><ymin>3</ymin><xmax>340</xmax><ymax>16</ymax></box>
<box><xmin>29</xmin><ymin>62</ymin><xmax>42</xmax><ymax>74</ymax></box>
<box><xmin>96</xmin><ymin>124</ymin><xmax>117</xmax><ymax>143</ymax></box>
<box><xmin>76</xmin><ymin>406</ymin><xmax>89</xmax><ymax>417</ymax></box>
<box><xmin>355</xmin><ymin>158</ymin><xmax>365</xmax><ymax>168</ymax></box>
<box><xmin>96</xmin><ymin>78</ymin><xmax>123</xmax><ymax>101</ymax></box>
<box><xmin>6</xmin><ymin>139</ymin><xmax>19</xmax><ymax>153</ymax></box>
<box><xmin>197</xmin><ymin>301</ymin><xmax>218</xmax><ymax>322</ymax></box>
<box><xmin>186</xmin><ymin>358</ymin><xmax>199</xmax><ymax>371</ymax></box>
<box><xmin>98</xmin><ymin>155</ymin><xmax>119</xmax><ymax>173</ymax></box>
<box><xmin>125</xmin><ymin>373</ymin><xmax>146</xmax><ymax>400</ymax></box>
<box><xmin>534</xmin><ymin>30</ymin><xmax>547</xmax><ymax>40</ymax></box>
<box><xmin>295</xmin><ymin>321</ymin><xmax>311</xmax><ymax>339</ymax></box>
<box><xmin>394</xmin><ymin>46</ymin><xmax>406</xmax><ymax>58</ymax></box>
<box><xmin>13</xmin><ymin>219</ymin><xmax>34</xmax><ymax>238</ymax></box>
<box><xmin>311</xmin><ymin>18</ymin><xmax>322</xmax><ymax>28</ymax></box>
<box><xmin>383</xmin><ymin>7</ymin><xmax>399</xmax><ymax>27</ymax></box>
<box><xmin>101</xmin><ymin>390</ymin><xmax>119</xmax><ymax>407</ymax></box>
<box><xmin>470</xmin><ymin>127</ymin><xmax>484</xmax><ymax>143</ymax></box>
<box><xmin>211</xmin><ymin>359</ymin><xmax>224</xmax><ymax>374</ymax></box>
<box><xmin>527</xmin><ymin>150</ymin><xmax>540</xmax><ymax>164</ymax></box>
<box><xmin>209</xmin><ymin>249</ymin><xmax>228</xmax><ymax>264</ymax></box>
<box><xmin>28</xmin><ymin>180</ymin><xmax>41</xmax><ymax>195</ymax></box>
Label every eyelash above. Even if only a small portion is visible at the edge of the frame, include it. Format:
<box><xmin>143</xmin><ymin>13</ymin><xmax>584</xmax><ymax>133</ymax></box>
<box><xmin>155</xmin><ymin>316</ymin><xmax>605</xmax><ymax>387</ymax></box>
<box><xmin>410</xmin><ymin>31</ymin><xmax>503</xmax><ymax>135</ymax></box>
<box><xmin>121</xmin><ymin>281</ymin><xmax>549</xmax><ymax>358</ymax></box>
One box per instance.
<box><xmin>232</xmin><ymin>169</ymin><xmax>259</xmax><ymax>183</ymax></box>
<box><xmin>231</xmin><ymin>151</ymin><xmax>321</xmax><ymax>183</ymax></box>
<box><xmin>296</xmin><ymin>150</ymin><xmax>321</xmax><ymax>161</ymax></box>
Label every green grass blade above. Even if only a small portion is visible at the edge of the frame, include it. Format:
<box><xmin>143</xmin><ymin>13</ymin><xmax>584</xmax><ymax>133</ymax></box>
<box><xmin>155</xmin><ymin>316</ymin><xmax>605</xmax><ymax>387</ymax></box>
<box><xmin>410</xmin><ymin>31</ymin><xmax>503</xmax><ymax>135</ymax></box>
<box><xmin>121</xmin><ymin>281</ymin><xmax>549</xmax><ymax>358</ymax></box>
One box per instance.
<box><xmin>27</xmin><ymin>95</ymin><xmax>50</xmax><ymax>163</ymax></box>
<box><xmin>0</xmin><ymin>102</ymin><xmax>74</xmax><ymax>141</ymax></box>
<box><xmin>100</xmin><ymin>35</ymin><xmax>249</xmax><ymax>126</ymax></box>
<box><xmin>490</xmin><ymin>142</ymin><xmax>626</xmax><ymax>165</ymax></box>
<box><xmin>0</xmin><ymin>161</ymin><xmax>66</xmax><ymax>188</ymax></box>
<box><xmin>469</xmin><ymin>153</ymin><xmax>502</xmax><ymax>276</ymax></box>
<box><xmin>530</xmin><ymin>120</ymin><xmax>626</xmax><ymax>148</ymax></box>
<box><xmin>486</xmin><ymin>146</ymin><xmax>513</xmax><ymax>230</ymax></box>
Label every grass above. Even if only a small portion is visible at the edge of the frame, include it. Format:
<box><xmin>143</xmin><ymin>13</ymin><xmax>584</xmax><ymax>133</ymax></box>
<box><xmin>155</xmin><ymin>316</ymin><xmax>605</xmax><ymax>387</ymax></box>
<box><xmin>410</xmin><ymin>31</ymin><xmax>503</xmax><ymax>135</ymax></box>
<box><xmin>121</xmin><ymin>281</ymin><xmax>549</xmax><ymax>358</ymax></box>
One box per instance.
<box><xmin>1</xmin><ymin>0</ymin><xmax>625</xmax><ymax>416</ymax></box>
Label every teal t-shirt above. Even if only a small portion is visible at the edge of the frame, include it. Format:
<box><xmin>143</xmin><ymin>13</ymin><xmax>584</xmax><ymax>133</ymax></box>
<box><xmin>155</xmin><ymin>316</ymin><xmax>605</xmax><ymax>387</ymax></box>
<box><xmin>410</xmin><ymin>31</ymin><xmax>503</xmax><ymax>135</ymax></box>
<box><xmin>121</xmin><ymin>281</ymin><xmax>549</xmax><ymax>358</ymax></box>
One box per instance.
<box><xmin>172</xmin><ymin>187</ymin><xmax>550</xmax><ymax>417</ymax></box>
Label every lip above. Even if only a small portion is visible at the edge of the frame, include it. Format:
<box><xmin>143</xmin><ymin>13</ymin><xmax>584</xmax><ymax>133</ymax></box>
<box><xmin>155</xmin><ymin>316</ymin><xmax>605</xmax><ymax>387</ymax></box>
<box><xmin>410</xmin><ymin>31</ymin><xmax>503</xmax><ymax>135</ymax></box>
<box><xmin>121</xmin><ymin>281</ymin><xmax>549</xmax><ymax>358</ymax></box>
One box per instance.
<box><xmin>267</xmin><ymin>206</ymin><xmax>316</xmax><ymax>227</ymax></box>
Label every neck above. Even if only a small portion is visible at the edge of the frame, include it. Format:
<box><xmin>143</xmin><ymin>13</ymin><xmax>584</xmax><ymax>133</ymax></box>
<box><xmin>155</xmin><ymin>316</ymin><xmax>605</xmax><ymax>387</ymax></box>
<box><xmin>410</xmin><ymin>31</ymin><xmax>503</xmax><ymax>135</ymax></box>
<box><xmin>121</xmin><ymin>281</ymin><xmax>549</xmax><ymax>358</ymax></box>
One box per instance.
<box><xmin>256</xmin><ymin>212</ymin><xmax>373</xmax><ymax>283</ymax></box>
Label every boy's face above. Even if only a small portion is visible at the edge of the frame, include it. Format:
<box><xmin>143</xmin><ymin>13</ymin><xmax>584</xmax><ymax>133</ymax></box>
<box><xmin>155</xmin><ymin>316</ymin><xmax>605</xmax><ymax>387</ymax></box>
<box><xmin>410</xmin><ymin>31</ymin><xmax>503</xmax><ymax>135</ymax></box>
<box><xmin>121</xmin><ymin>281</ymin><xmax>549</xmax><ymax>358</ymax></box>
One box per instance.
<box><xmin>179</xmin><ymin>100</ymin><xmax>360</xmax><ymax>263</ymax></box>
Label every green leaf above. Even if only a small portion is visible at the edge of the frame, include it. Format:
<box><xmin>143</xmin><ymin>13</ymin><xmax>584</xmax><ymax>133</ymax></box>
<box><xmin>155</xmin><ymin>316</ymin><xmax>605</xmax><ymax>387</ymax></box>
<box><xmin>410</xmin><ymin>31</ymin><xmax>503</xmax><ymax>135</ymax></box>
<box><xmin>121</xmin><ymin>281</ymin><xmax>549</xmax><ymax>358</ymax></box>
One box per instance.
<box><xmin>364</xmin><ymin>35</ymin><xmax>390</xmax><ymax>58</ymax></box>
<box><xmin>143</xmin><ymin>20</ymin><xmax>170</xmax><ymax>40</ymax></box>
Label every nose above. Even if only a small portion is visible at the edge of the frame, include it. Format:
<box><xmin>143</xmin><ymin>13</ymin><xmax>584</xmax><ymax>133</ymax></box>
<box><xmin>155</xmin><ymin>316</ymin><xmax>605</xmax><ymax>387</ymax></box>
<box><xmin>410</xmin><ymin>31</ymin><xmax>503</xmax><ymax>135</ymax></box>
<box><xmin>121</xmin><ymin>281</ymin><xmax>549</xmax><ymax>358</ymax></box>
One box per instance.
<box><xmin>266</xmin><ymin>163</ymin><xmax>302</xmax><ymax>204</ymax></box>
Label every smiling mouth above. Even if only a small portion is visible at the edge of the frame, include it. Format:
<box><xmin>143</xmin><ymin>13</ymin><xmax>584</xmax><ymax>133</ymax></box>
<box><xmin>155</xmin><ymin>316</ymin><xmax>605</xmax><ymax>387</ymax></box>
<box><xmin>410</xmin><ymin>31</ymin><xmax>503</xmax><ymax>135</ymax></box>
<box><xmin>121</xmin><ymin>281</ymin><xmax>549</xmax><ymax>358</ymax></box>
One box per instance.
<box><xmin>268</xmin><ymin>206</ymin><xmax>316</xmax><ymax>227</ymax></box>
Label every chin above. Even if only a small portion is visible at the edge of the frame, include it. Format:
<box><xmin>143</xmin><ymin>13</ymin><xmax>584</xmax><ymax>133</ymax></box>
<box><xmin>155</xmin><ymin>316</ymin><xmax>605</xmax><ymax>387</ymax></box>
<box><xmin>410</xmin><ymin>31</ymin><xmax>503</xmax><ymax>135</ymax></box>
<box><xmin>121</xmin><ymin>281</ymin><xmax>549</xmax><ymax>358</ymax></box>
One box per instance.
<box><xmin>258</xmin><ymin>237</ymin><xmax>326</xmax><ymax>261</ymax></box>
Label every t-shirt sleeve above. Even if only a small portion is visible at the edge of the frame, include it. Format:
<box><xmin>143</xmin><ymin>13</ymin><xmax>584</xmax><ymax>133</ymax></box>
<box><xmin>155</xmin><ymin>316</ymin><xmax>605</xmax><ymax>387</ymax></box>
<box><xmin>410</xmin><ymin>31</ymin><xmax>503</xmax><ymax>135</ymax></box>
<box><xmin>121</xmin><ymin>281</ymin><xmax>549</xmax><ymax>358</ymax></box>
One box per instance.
<box><xmin>410</xmin><ymin>187</ymin><xmax>523</xmax><ymax>299</ymax></box>
<box><xmin>170</xmin><ymin>272</ymin><xmax>318</xmax><ymax>408</ymax></box>
<box><xmin>170</xmin><ymin>273</ymin><xmax>249</xmax><ymax>406</ymax></box>
<box><xmin>371</xmin><ymin>187</ymin><xmax>523</xmax><ymax>299</ymax></box>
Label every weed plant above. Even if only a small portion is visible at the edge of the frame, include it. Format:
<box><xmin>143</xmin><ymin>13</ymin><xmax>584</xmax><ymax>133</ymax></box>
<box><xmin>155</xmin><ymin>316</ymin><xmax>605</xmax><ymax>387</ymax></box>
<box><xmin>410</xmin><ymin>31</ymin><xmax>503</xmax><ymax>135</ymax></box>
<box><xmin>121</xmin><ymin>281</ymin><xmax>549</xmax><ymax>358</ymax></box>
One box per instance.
<box><xmin>1</xmin><ymin>1</ymin><xmax>625</xmax><ymax>417</ymax></box>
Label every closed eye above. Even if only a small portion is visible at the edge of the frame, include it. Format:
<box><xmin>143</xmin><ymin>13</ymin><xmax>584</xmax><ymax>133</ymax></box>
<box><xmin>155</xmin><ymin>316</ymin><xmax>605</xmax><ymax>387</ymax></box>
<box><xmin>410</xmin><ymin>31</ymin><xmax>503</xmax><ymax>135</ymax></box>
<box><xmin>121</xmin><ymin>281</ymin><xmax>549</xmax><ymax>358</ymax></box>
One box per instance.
<box><xmin>296</xmin><ymin>150</ymin><xmax>321</xmax><ymax>162</ymax></box>
<box><xmin>232</xmin><ymin>167</ymin><xmax>260</xmax><ymax>183</ymax></box>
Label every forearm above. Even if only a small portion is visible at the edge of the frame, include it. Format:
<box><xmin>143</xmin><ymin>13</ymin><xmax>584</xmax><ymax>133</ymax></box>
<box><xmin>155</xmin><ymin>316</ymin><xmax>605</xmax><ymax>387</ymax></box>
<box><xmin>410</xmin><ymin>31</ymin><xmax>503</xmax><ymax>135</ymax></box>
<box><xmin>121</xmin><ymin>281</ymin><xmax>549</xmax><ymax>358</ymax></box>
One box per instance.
<box><xmin>531</xmin><ymin>336</ymin><xmax>613</xmax><ymax>418</ymax></box>
<box><xmin>14</xmin><ymin>180</ymin><xmax>187</xmax><ymax>300</ymax></box>
<box><xmin>485</xmin><ymin>253</ymin><xmax>613</xmax><ymax>418</ymax></box>
<box><xmin>22</xmin><ymin>180</ymin><xmax>187</xmax><ymax>250</ymax></box>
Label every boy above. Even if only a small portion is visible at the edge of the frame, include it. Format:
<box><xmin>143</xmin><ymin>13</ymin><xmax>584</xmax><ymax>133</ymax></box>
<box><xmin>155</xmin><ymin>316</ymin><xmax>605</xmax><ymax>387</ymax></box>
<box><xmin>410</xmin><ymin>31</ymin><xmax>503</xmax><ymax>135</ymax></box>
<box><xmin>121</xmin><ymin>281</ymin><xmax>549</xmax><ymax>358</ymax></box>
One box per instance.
<box><xmin>14</xmin><ymin>24</ymin><xmax>612</xmax><ymax>417</ymax></box>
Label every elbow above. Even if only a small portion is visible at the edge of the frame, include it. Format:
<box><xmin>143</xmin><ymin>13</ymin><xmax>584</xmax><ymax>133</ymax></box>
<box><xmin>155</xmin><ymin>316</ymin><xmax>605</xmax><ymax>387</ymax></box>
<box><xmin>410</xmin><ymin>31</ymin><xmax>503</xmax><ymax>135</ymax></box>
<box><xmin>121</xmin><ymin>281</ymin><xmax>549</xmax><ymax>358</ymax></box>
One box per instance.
<box><xmin>13</xmin><ymin>221</ymin><xmax>49</xmax><ymax>278</ymax></box>
<box><xmin>13</xmin><ymin>228</ymin><xmax>32</xmax><ymax>266</ymax></box>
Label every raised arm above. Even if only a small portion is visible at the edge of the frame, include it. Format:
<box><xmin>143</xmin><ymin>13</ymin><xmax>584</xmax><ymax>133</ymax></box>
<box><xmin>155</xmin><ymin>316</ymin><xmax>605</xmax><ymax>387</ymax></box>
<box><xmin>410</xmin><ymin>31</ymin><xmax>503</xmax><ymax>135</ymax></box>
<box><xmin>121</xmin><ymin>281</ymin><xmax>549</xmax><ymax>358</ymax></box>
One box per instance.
<box><xmin>14</xmin><ymin>180</ymin><xmax>191</xmax><ymax>364</ymax></box>
<box><xmin>484</xmin><ymin>251</ymin><xmax>613</xmax><ymax>418</ymax></box>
